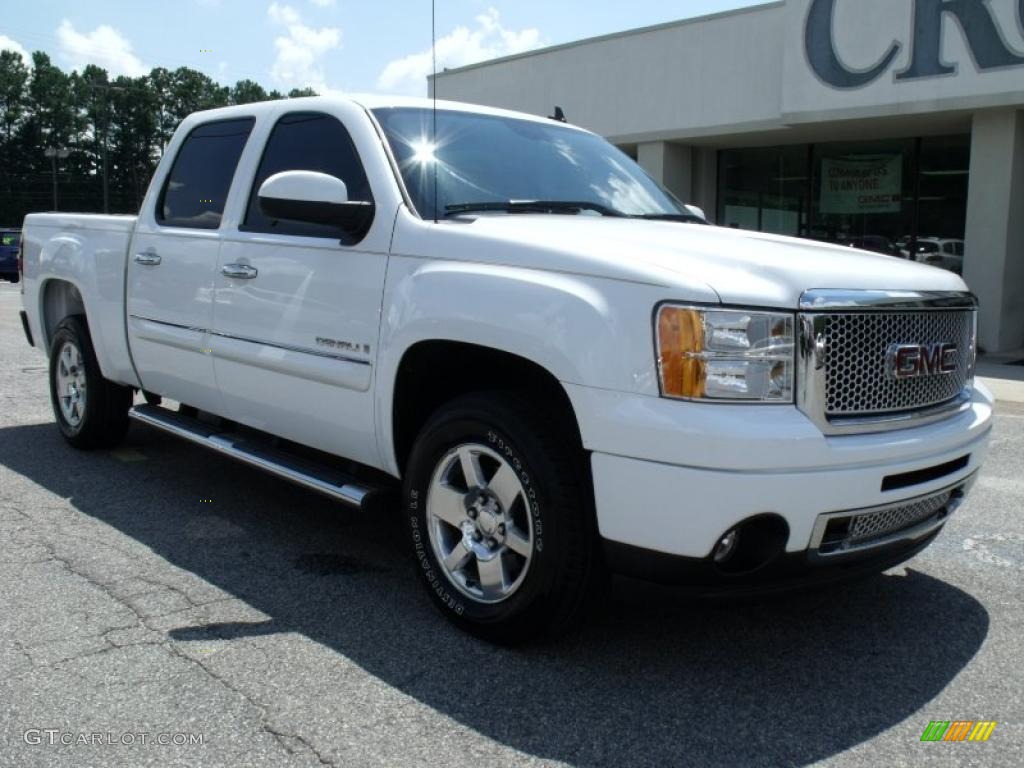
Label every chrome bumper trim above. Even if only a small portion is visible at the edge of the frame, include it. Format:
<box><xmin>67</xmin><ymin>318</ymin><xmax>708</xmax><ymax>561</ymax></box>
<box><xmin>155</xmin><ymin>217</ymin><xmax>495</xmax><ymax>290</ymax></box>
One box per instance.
<box><xmin>825</xmin><ymin>390</ymin><xmax>974</xmax><ymax>432</ymax></box>
<box><xmin>808</xmin><ymin>472</ymin><xmax>977</xmax><ymax>561</ymax></box>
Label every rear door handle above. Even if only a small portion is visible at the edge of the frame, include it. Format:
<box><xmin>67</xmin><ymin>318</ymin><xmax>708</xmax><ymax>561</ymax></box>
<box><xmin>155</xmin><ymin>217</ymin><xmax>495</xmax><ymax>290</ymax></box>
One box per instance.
<box><xmin>134</xmin><ymin>252</ymin><xmax>161</xmax><ymax>266</ymax></box>
<box><xmin>221</xmin><ymin>263</ymin><xmax>258</xmax><ymax>279</ymax></box>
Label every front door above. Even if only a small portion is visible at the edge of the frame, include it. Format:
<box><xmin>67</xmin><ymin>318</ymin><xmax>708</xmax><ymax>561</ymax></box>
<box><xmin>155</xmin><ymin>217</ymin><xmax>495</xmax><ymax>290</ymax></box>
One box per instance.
<box><xmin>211</xmin><ymin>107</ymin><xmax>389</xmax><ymax>468</ymax></box>
<box><xmin>127</xmin><ymin>117</ymin><xmax>255</xmax><ymax>413</ymax></box>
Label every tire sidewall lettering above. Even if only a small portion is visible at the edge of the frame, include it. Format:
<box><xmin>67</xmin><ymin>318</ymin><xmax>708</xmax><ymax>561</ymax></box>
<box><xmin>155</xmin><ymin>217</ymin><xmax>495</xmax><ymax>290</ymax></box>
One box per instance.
<box><xmin>408</xmin><ymin>496</ymin><xmax>465</xmax><ymax>615</ymax></box>
<box><xmin>486</xmin><ymin>429</ymin><xmax>543</xmax><ymax>553</ymax></box>
<box><xmin>407</xmin><ymin>423</ymin><xmax>546</xmax><ymax>618</ymax></box>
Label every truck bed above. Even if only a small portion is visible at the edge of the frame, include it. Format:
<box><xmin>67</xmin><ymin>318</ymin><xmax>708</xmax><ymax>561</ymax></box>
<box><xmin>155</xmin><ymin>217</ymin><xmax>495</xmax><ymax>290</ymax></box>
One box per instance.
<box><xmin>21</xmin><ymin>213</ymin><xmax>140</xmax><ymax>388</ymax></box>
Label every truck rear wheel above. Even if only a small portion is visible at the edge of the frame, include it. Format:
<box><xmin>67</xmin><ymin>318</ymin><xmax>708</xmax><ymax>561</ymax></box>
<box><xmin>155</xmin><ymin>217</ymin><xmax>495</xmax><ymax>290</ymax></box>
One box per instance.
<box><xmin>403</xmin><ymin>391</ymin><xmax>598</xmax><ymax>643</ymax></box>
<box><xmin>48</xmin><ymin>315</ymin><xmax>132</xmax><ymax>450</ymax></box>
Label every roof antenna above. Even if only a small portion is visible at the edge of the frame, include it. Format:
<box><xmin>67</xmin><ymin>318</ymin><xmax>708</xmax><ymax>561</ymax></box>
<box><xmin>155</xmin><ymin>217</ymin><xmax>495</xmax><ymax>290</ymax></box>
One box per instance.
<box><xmin>548</xmin><ymin>106</ymin><xmax>567</xmax><ymax>123</ymax></box>
<box><xmin>431</xmin><ymin>0</ymin><xmax>439</xmax><ymax>223</ymax></box>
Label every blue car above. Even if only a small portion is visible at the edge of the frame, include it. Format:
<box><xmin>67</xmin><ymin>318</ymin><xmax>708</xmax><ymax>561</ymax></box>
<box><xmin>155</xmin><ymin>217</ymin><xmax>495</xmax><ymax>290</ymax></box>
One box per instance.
<box><xmin>1</xmin><ymin>229</ymin><xmax>20</xmax><ymax>282</ymax></box>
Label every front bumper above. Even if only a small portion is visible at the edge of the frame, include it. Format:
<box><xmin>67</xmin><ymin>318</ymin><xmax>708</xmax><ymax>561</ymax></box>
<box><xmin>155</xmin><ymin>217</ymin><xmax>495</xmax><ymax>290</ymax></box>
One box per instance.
<box><xmin>567</xmin><ymin>381</ymin><xmax>993</xmax><ymax>573</ymax></box>
<box><xmin>603</xmin><ymin>526</ymin><xmax>945</xmax><ymax>592</ymax></box>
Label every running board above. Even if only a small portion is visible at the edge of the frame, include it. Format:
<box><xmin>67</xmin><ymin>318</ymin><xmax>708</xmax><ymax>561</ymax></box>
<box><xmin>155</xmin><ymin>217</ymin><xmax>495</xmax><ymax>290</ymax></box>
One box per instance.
<box><xmin>129</xmin><ymin>404</ymin><xmax>377</xmax><ymax>509</ymax></box>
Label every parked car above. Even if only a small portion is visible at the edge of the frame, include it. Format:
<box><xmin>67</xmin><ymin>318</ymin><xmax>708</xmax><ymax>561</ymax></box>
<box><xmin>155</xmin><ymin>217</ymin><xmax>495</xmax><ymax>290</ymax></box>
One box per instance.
<box><xmin>0</xmin><ymin>228</ymin><xmax>20</xmax><ymax>282</ymax></box>
<box><xmin>19</xmin><ymin>96</ymin><xmax>991</xmax><ymax>641</ymax></box>
<box><xmin>839</xmin><ymin>235</ymin><xmax>896</xmax><ymax>255</ymax></box>
<box><xmin>901</xmin><ymin>238</ymin><xmax>965</xmax><ymax>274</ymax></box>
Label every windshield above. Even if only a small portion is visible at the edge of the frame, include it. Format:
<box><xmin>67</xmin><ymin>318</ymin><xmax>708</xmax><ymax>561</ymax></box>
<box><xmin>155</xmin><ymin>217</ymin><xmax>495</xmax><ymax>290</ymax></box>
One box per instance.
<box><xmin>372</xmin><ymin>107</ymin><xmax>686</xmax><ymax>219</ymax></box>
<box><xmin>0</xmin><ymin>232</ymin><xmax>19</xmax><ymax>248</ymax></box>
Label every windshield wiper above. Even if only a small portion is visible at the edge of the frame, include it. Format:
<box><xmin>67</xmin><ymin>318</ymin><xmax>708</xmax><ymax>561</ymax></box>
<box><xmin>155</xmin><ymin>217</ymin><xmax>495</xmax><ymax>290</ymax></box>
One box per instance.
<box><xmin>632</xmin><ymin>212</ymin><xmax>708</xmax><ymax>224</ymax></box>
<box><xmin>444</xmin><ymin>200</ymin><xmax>625</xmax><ymax>217</ymax></box>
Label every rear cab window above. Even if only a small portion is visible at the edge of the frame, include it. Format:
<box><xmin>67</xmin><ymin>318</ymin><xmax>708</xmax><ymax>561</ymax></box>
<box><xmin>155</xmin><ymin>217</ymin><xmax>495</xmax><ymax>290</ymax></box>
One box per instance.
<box><xmin>157</xmin><ymin>118</ymin><xmax>255</xmax><ymax>229</ymax></box>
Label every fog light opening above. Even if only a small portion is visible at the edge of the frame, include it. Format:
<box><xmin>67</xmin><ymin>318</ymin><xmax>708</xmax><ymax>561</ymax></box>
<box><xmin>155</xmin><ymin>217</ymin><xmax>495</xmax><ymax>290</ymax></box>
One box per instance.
<box><xmin>713</xmin><ymin>528</ymin><xmax>740</xmax><ymax>564</ymax></box>
<box><xmin>712</xmin><ymin>515</ymin><xmax>789</xmax><ymax>575</ymax></box>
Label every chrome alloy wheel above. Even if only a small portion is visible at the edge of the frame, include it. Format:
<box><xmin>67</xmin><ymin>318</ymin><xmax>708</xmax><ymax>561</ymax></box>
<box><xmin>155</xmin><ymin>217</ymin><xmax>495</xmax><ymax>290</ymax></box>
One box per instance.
<box><xmin>55</xmin><ymin>340</ymin><xmax>87</xmax><ymax>427</ymax></box>
<box><xmin>426</xmin><ymin>443</ymin><xmax>534</xmax><ymax>603</ymax></box>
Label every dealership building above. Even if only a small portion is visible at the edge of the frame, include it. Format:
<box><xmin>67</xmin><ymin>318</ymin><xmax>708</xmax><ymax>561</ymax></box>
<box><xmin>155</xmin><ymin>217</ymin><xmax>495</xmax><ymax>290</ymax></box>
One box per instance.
<box><xmin>432</xmin><ymin>0</ymin><xmax>1024</xmax><ymax>353</ymax></box>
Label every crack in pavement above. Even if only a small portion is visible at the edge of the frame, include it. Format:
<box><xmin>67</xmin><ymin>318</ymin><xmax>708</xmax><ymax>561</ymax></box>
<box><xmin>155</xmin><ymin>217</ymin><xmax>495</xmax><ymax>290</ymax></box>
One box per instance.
<box><xmin>3</xmin><ymin>510</ymin><xmax>338</xmax><ymax>767</ymax></box>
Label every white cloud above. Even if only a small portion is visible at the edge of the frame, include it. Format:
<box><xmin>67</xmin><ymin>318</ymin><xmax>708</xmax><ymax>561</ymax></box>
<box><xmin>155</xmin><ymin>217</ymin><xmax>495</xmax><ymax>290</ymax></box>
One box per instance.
<box><xmin>310</xmin><ymin>0</ymin><xmax>336</xmax><ymax>7</ymax></box>
<box><xmin>268</xmin><ymin>2</ymin><xmax>302</xmax><ymax>25</ymax></box>
<box><xmin>56</xmin><ymin>20</ymin><xmax>147</xmax><ymax>77</ymax></box>
<box><xmin>0</xmin><ymin>34</ymin><xmax>29</xmax><ymax>63</ymax></box>
<box><xmin>267</xmin><ymin>2</ymin><xmax>341</xmax><ymax>92</ymax></box>
<box><xmin>377</xmin><ymin>8</ymin><xmax>542</xmax><ymax>95</ymax></box>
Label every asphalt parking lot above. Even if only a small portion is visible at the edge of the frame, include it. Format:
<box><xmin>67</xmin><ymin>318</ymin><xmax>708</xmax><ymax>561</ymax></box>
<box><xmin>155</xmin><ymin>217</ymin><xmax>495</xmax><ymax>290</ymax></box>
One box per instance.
<box><xmin>0</xmin><ymin>280</ymin><xmax>1021</xmax><ymax>768</ymax></box>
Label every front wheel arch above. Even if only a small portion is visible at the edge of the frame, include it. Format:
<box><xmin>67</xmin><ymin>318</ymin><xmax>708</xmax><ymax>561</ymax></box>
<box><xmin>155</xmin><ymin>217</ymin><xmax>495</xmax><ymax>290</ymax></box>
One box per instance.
<box><xmin>390</xmin><ymin>340</ymin><xmax>585</xmax><ymax>477</ymax></box>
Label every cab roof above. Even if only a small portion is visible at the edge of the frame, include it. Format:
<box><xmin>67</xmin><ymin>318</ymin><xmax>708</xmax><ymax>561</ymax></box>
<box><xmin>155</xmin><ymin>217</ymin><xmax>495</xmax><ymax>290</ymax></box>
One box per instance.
<box><xmin>185</xmin><ymin>94</ymin><xmax>589</xmax><ymax>133</ymax></box>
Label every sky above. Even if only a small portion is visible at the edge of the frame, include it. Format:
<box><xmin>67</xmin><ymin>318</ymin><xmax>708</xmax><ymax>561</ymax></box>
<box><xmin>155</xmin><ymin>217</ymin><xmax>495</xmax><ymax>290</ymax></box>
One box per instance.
<box><xmin>0</xmin><ymin>0</ymin><xmax>771</xmax><ymax>96</ymax></box>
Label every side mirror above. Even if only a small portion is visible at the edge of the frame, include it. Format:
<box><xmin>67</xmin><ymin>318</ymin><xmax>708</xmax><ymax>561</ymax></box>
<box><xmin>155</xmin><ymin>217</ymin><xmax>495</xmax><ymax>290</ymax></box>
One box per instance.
<box><xmin>258</xmin><ymin>170</ymin><xmax>374</xmax><ymax>236</ymax></box>
<box><xmin>684</xmin><ymin>204</ymin><xmax>707</xmax><ymax>222</ymax></box>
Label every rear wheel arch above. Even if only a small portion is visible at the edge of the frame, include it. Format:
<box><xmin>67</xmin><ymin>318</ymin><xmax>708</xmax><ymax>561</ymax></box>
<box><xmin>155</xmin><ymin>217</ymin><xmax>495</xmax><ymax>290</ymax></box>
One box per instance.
<box><xmin>40</xmin><ymin>278</ymin><xmax>87</xmax><ymax>352</ymax></box>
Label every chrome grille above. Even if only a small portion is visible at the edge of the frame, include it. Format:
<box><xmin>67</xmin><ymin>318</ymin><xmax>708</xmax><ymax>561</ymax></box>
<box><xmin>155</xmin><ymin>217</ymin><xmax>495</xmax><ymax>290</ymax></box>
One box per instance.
<box><xmin>821</xmin><ymin>311</ymin><xmax>973</xmax><ymax>416</ymax></box>
<box><xmin>848</xmin><ymin>491</ymin><xmax>951</xmax><ymax>543</ymax></box>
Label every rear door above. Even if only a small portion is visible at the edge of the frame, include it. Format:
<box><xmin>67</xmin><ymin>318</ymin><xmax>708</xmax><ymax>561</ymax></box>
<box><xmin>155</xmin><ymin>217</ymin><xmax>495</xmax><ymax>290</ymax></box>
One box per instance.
<box><xmin>127</xmin><ymin>117</ymin><xmax>254</xmax><ymax>412</ymax></box>
<box><xmin>210</xmin><ymin>105</ymin><xmax>389</xmax><ymax>468</ymax></box>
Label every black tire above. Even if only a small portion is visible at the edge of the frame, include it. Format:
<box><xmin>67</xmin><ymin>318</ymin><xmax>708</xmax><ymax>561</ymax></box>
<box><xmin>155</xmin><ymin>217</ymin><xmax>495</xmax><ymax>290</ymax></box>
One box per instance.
<box><xmin>48</xmin><ymin>315</ymin><xmax>132</xmax><ymax>449</ymax></box>
<box><xmin>403</xmin><ymin>391</ymin><xmax>599</xmax><ymax>643</ymax></box>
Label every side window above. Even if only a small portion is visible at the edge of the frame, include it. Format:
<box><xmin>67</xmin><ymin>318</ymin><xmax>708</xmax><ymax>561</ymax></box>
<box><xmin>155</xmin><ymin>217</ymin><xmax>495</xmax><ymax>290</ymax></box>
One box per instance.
<box><xmin>156</xmin><ymin>118</ymin><xmax>255</xmax><ymax>229</ymax></box>
<box><xmin>243</xmin><ymin>111</ymin><xmax>372</xmax><ymax>240</ymax></box>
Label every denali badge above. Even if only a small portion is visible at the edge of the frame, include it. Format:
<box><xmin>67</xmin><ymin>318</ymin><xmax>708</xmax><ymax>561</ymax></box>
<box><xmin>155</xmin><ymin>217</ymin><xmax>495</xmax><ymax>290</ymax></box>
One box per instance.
<box><xmin>885</xmin><ymin>343</ymin><xmax>958</xmax><ymax>379</ymax></box>
<box><xmin>316</xmin><ymin>336</ymin><xmax>370</xmax><ymax>355</ymax></box>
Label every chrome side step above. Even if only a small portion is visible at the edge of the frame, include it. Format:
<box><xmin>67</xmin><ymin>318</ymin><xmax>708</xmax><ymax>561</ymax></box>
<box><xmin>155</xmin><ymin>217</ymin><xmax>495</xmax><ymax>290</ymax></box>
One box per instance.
<box><xmin>128</xmin><ymin>404</ymin><xmax>377</xmax><ymax>509</ymax></box>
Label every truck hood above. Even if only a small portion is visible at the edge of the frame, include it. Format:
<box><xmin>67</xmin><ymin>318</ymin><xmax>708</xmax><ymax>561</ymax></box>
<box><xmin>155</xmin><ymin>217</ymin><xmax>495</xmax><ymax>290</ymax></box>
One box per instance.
<box><xmin>437</xmin><ymin>215</ymin><xmax>968</xmax><ymax>308</ymax></box>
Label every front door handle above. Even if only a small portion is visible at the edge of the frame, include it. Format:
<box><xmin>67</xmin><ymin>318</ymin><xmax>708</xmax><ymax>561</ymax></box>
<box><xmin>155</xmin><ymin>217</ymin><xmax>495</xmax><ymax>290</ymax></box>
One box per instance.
<box><xmin>134</xmin><ymin>252</ymin><xmax>161</xmax><ymax>266</ymax></box>
<box><xmin>221</xmin><ymin>263</ymin><xmax>258</xmax><ymax>279</ymax></box>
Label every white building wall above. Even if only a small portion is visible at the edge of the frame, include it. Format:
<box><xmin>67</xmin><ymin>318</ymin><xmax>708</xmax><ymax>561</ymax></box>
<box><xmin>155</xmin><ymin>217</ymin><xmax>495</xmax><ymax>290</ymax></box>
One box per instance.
<box><xmin>964</xmin><ymin>109</ymin><xmax>1024</xmax><ymax>352</ymax></box>
<box><xmin>433</xmin><ymin>0</ymin><xmax>1024</xmax><ymax>350</ymax></box>
<box><xmin>781</xmin><ymin>0</ymin><xmax>1024</xmax><ymax>122</ymax></box>
<box><xmin>431</xmin><ymin>4</ymin><xmax>788</xmax><ymax>144</ymax></box>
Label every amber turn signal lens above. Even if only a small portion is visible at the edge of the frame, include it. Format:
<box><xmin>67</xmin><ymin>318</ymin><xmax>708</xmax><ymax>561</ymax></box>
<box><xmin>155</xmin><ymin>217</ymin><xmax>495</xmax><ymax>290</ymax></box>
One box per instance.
<box><xmin>657</xmin><ymin>307</ymin><xmax>705</xmax><ymax>398</ymax></box>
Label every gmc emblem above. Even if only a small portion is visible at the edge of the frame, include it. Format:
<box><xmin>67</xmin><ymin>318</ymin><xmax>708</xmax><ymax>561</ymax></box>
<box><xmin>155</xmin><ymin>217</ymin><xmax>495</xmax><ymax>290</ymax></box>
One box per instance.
<box><xmin>885</xmin><ymin>343</ymin><xmax>959</xmax><ymax>379</ymax></box>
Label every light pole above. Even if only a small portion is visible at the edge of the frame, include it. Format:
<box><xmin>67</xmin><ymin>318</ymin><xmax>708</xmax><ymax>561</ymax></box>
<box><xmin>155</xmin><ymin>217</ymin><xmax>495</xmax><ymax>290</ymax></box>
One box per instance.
<box><xmin>44</xmin><ymin>147</ymin><xmax>70</xmax><ymax>211</ymax></box>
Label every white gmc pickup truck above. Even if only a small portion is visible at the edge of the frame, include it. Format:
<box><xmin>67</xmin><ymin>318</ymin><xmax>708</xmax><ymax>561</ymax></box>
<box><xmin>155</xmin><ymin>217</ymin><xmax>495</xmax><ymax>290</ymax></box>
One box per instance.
<box><xmin>18</xmin><ymin>96</ymin><xmax>992</xmax><ymax>641</ymax></box>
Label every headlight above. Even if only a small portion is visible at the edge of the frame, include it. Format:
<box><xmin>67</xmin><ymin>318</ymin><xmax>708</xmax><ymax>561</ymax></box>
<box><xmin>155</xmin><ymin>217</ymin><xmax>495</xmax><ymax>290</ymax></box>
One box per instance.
<box><xmin>656</xmin><ymin>305</ymin><xmax>795</xmax><ymax>402</ymax></box>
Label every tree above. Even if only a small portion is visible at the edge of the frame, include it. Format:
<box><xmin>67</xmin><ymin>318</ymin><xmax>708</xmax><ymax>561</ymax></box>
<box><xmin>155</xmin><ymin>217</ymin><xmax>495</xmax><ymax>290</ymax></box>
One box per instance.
<box><xmin>0</xmin><ymin>50</ymin><xmax>28</xmax><ymax>145</ymax></box>
<box><xmin>108</xmin><ymin>75</ymin><xmax>159</xmax><ymax>209</ymax></box>
<box><xmin>0</xmin><ymin>50</ymin><xmax>320</xmax><ymax>224</ymax></box>
<box><xmin>148</xmin><ymin>66</ymin><xmax>178</xmax><ymax>155</ymax></box>
<box><xmin>231</xmin><ymin>79</ymin><xmax>268</xmax><ymax>105</ymax></box>
<box><xmin>0</xmin><ymin>50</ymin><xmax>29</xmax><ymax>222</ymax></box>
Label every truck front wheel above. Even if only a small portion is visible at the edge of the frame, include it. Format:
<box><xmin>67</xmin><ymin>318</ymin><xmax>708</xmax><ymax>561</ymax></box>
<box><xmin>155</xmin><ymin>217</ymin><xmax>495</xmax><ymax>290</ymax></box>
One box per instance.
<box><xmin>403</xmin><ymin>391</ymin><xmax>598</xmax><ymax>643</ymax></box>
<box><xmin>48</xmin><ymin>315</ymin><xmax>132</xmax><ymax>449</ymax></box>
